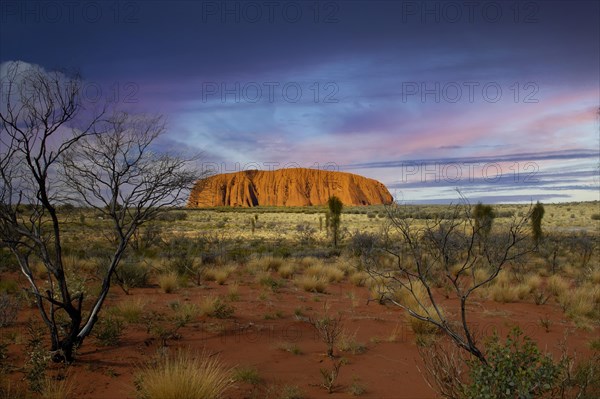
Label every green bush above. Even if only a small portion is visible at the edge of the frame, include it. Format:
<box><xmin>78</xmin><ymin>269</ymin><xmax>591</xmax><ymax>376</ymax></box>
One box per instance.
<box><xmin>464</xmin><ymin>328</ymin><xmax>562</xmax><ymax>399</ymax></box>
<box><xmin>93</xmin><ymin>315</ymin><xmax>124</xmax><ymax>346</ymax></box>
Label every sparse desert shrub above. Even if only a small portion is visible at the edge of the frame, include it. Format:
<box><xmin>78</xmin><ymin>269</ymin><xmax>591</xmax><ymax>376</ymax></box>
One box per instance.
<box><xmin>170</xmin><ymin>302</ymin><xmax>200</xmax><ymax>325</ymax></box>
<box><xmin>309</xmin><ymin>313</ymin><xmax>343</xmax><ymax>358</ymax></box>
<box><xmin>264</xmin><ymin>384</ymin><xmax>303</xmax><ymax>399</ymax></box>
<box><xmin>135</xmin><ymin>350</ymin><xmax>231</xmax><ymax>399</ymax></box>
<box><xmin>93</xmin><ymin>315</ymin><xmax>124</xmax><ymax>346</ymax></box>
<box><xmin>277</xmin><ymin>342</ymin><xmax>303</xmax><ymax>355</ymax></box>
<box><xmin>319</xmin><ymin>357</ymin><xmax>346</xmax><ymax>394</ymax></box>
<box><xmin>591</xmin><ymin>213</ymin><xmax>600</xmax><ymax>221</ymax></box>
<box><xmin>0</xmin><ymin>279</ymin><xmax>18</xmax><ymax>294</ymax></box>
<box><xmin>157</xmin><ymin>272</ymin><xmax>180</xmax><ymax>294</ymax></box>
<box><xmin>347</xmin><ymin>378</ymin><xmax>367</xmax><ymax>396</ymax></box>
<box><xmin>337</xmin><ymin>331</ymin><xmax>367</xmax><ymax>355</ymax></box>
<box><xmin>199</xmin><ymin>296</ymin><xmax>235</xmax><ymax>319</ymax></box>
<box><xmin>25</xmin><ymin>321</ymin><xmax>50</xmax><ymax>393</ymax></box>
<box><xmin>232</xmin><ymin>366</ymin><xmax>261</xmax><ymax>385</ymax></box>
<box><xmin>295</xmin><ymin>275</ymin><xmax>328</xmax><ymax>293</ymax></box>
<box><xmin>0</xmin><ymin>293</ymin><xmax>19</xmax><ymax>327</ymax></box>
<box><xmin>113</xmin><ymin>260</ymin><xmax>151</xmax><ymax>293</ymax></box>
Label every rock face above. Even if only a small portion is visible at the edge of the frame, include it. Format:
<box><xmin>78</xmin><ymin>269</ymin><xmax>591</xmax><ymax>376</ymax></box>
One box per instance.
<box><xmin>187</xmin><ymin>168</ymin><xmax>394</xmax><ymax>207</ymax></box>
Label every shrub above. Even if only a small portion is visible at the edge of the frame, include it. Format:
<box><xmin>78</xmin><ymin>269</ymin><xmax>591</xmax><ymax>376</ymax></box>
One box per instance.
<box><xmin>464</xmin><ymin>328</ymin><xmax>562</xmax><ymax>399</ymax></box>
<box><xmin>232</xmin><ymin>366</ymin><xmax>261</xmax><ymax>385</ymax></box>
<box><xmin>157</xmin><ymin>272</ymin><xmax>180</xmax><ymax>294</ymax></box>
<box><xmin>135</xmin><ymin>351</ymin><xmax>231</xmax><ymax>399</ymax></box>
<box><xmin>199</xmin><ymin>296</ymin><xmax>234</xmax><ymax>319</ymax></box>
<box><xmin>93</xmin><ymin>315</ymin><xmax>124</xmax><ymax>346</ymax></box>
<box><xmin>0</xmin><ymin>293</ymin><xmax>19</xmax><ymax>327</ymax></box>
<box><xmin>531</xmin><ymin>201</ymin><xmax>545</xmax><ymax>245</ymax></box>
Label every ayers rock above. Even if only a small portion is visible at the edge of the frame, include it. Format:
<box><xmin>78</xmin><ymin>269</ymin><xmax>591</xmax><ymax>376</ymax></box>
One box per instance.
<box><xmin>187</xmin><ymin>168</ymin><xmax>394</xmax><ymax>207</ymax></box>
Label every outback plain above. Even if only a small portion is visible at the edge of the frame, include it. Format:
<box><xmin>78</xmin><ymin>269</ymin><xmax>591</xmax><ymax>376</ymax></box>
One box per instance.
<box><xmin>1</xmin><ymin>201</ymin><xmax>599</xmax><ymax>398</ymax></box>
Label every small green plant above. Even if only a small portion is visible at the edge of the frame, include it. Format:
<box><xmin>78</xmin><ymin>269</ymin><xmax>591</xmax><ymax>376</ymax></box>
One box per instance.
<box><xmin>25</xmin><ymin>320</ymin><xmax>50</xmax><ymax>393</ymax></box>
<box><xmin>93</xmin><ymin>315</ymin><xmax>124</xmax><ymax>346</ymax></box>
<box><xmin>539</xmin><ymin>316</ymin><xmax>552</xmax><ymax>333</ymax></box>
<box><xmin>0</xmin><ymin>293</ymin><xmax>19</xmax><ymax>327</ymax></box>
<box><xmin>464</xmin><ymin>327</ymin><xmax>562</xmax><ymax>399</ymax></box>
<box><xmin>232</xmin><ymin>366</ymin><xmax>262</xmax><ymax>385</ymax></box>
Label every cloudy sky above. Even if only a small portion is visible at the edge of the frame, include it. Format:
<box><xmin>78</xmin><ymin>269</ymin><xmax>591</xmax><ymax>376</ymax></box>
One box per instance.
<box><xmin>1</xmin><ymin>0</ymin><xmax>598</xmax><ymax>203</ymax></box>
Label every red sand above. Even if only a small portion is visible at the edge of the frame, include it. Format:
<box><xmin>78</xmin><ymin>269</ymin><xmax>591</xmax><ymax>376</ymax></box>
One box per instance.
<box><xmin>2</xmin><ymin>271</ymin><xmax>597</xmax><ymax>399</ymax></box>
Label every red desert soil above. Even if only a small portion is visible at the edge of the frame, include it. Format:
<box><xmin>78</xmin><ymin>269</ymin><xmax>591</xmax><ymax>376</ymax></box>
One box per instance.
<box><xmin>2</xmin><ymin>270</ymin><xmax>597</xmax><ymax>399</ymax></box>
<box><xmin>187</xmin><ymin>168</ymin><xmax>394</xmax><ymax>207</ymax></box>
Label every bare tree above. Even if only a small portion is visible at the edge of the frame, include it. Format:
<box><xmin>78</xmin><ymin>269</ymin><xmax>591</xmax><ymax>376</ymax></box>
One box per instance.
<box><xmin>362</xmin><ymin>196</ymin><xmax>532</xmax><ymax>364</ymax></box>
<box><xmin>0</xmin><ymin>62</ymin><xmax>200</xmax><ymax>362</ymax></box>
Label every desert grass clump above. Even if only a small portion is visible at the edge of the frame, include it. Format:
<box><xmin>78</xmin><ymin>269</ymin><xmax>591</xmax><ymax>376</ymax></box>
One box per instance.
<box><xmin>349</xmin><ymin>271</ymin><xmax>369</xmax><ymax>287</ymax></box>
<box><xmin>561</xmin><ymin>285</ymin><xmax>600</xmax><ymax>320</ymax></box>
<box><xmin>227</xmin><ymin>282</ymin><xmax>240</xmax><ymax>301</ymax></box>
<box><xmin>337</xmin><ymin>330</ymin><xmax>367</xmax><ymax>355</ymax></box>
<box><xmin>295</xmin><ymin>275</ymin><xmax>328</xmax><ymax>293</ymax></box>
<box><xmin>203</xmin><ymin>265</ymin><xmax>236</xmax><ymax>285</ymax></box>
<box><xmin>278</xmin><ymin>263</ymin><xmax>296</xmax><ymax>279</ymax></box>
<box><xmin>157</xmin><ymin>271</ymin><xmax>180</xmax><ymax>294</ymax></box>
<box><xmin>305</xmin><ymin>263</ymin><xmax>344</xmax><ymax>283</ymax></box>
<box><xmin>232</xmin><ymin>366</ymin><xmax>261</xmax><ymax>385</ymax></box>
<box><xmin>248</xmin><ymin>256</ymin><xmax>284</xmax><ymax>273</ymax></box>
<box><xmin>40</xmin><ymin>375</ymin><xmax>73</xmax><ymax>399</ymax></box>
<box><xmin>546</xmin><ymin>275</ymin><xmax>570</xmax><ymax>297</ymax></box>
<box><xmin>110</xmin><ymin>298</ymin><xmax>147</xmax><ymax>324</ymax></box>
<box><xmin>488</xmin><ymin>273</ymin><xmax>530</xmax><ymax>303</ymax></box>
<box><xmin>135</xmin><ymin>351</ymin><xmax>231</xmax><ymax>399</ymax></box>
<box><xmin>199</xmin><ymin>295</ymin><xmax>235</xmax><ymax>319</ymax></box>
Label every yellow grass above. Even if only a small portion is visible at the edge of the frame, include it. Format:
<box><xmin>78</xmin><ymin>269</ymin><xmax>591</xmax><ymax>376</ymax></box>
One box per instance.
<box><xmin>111</xmin><ymin>298</ymin><xmax>147</xmax><ymax>323</ymax></box>
<box><xmin>349</xmin><ymin>271</ymin><xmax>369</xmax><ymax>287</ymax></box>
<box><xmin>41</xmin><ymin>374</ymin><xmax>73</xmax><ymax>399</ymax></box>
<box><xmin>294</xmin><ymin>275</ymin><xmax>328</xmax><ymax>293</ymax></box>
<box><xmin>546</xmin><ymin>275</ymin><xmax>570</xmax><ymax>297</ymax></box>
<box><xmin>247</xmin><ymin>256</ymin><xmax>284</xmax><ymax>272</ymax></box>
<box><xmin>157</xmin><ymin>272</ymin><xmax>179</xmax><ymax>294</ymax></box>
<box><xmin>278</xmin><ymin>264</ymin><xmax>296</xmax><ymax>279</ymax></box>
<box><xmin>135</xmin><ymin>351</ymin><xmax>231</xmax><ymax>399</ymax></box>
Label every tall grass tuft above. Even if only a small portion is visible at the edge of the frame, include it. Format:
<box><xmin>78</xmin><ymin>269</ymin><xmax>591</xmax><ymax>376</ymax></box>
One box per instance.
<box><xmin>135</xmin><ymin>351</ymin><xmax>231</xmax><ymax>399</ymax></box>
